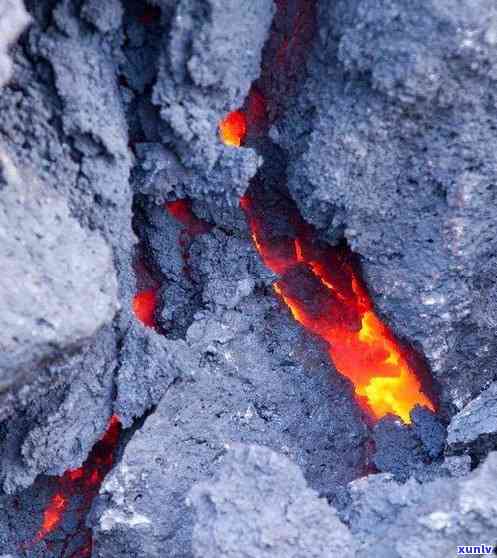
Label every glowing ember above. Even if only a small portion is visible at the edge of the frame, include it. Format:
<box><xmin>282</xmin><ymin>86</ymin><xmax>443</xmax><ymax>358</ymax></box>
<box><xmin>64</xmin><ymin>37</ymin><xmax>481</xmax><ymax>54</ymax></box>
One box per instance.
<box><xmin>32</xmin><ymin>415</ymin><xmax>122</xmax><ymax>554</ymax></box>
<box><xmin>241</xmin><ymin>189</ymin><xmax>435</xmax><ymax>424</ymax></box>
<box><xmin>34</xmin><ymin>492</ymin><xmax>68</xmax><ymax>542</ymax></box>
<box><xmin>133</xmin><ymin>289</ymin><xmax>158</xmax><ymax>328</ymax></box>
<box><xmin>165</xmin><ymin>199</ymin><xmax>212</xmax><ymax>236</ymax></box>
<box><xmin>219</xmin><ymin>110</ymin><xmax>247</xmax><ymax>147</ymax></box>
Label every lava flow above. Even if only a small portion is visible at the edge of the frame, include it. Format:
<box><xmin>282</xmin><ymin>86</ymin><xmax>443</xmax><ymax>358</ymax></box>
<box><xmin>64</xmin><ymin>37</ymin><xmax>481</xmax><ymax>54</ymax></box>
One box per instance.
<box><xmin>30</xmin><ymin>415</ymin><xmax>122</xmax><ymax>556</ymax></box>
<box><xmin>133</xmin><ymin>288</ymin><xmax>158</xmax><ymax>328</ymax></box>
<box><xmin>240</xmin><ymin>187</ymin><xmax>435</xmax><ymax>424</ymax></box>
<box><xmin>219</xmin><ymin>110</ymin><xmax>247</xmax><ymax>147</ymax></box>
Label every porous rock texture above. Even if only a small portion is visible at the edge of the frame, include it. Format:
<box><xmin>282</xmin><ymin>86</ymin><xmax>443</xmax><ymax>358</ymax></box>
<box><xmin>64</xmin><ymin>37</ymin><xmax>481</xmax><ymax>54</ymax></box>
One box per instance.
<box><xmin>344</xmin><ymin>451</ymin><xmax>497</xmax><ymax>558</ymax></box>
<box><xmin>0</xmin><ymin>150</ymin><xmax>118</xmax><ymax>399</ymax></box>
<box><xmin>90</xmin><ymin>273</ymin><xmax>366</xmax><ymax>557</ymax></box>
<box><xmin>447</xmin><ymin>380</ymin><xmax>497</xmax><ymax>458</ymax></box>
<box><xmin>0</xmin><ymin>0</ymin><xmax>30</xmax><ymax>88</ymax></box>
<box><xmin>276</xmin><ymin>0</ymin><xmax>497</xmax><ymax>411</ymax></box>
<box><xmin>1</xmin><ymin>0</ymin><xmax>497</xmax><ymax>557</ymax></box>
<box><xmin>189</xmin><ymin>444</ymin><xmax>357</xmax><ymax>558</ymax></box>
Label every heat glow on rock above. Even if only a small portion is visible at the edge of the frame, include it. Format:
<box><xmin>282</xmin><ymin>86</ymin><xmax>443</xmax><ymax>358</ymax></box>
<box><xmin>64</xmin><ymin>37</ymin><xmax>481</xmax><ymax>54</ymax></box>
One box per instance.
<box><xmin>219</xmin><ymin>110</ymin><xmax>247</xmax><ymax>147</ymax></box>
<box><xmin>165</xmin><ymin>199</ymin><xmax>212</xmax><ymax>237</ymax></box>
<box><xmin>133</xmin><ymin>289</ymin><xmax>158</xmax><ymax>328</ymax></box>
<box><xmin>32</xmin><ymin>415</ymin><xmax>122</xmax><ymax>555</ymax></box>
<box><xmin>240</xmin><ymin>190</ymin><xmax>435</xmax><ymax>424</ymax></box>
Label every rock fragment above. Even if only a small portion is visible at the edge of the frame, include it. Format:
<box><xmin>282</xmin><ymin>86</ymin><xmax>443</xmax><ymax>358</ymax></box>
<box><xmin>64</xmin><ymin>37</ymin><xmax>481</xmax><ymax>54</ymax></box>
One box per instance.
<box><xmin>189</xmin><ymin>444</ymin><xmax>357</xmax><ymax>558</ymax></box>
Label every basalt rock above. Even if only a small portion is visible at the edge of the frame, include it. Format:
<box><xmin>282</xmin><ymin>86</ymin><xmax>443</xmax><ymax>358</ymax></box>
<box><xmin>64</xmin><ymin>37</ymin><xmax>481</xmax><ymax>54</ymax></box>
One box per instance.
<box><xmin>447</xmin><ymin>380</ymin><xmax>497</xmax><ymax>458</ymax></box>
<box><xmin>275</xmin><ymin>0</ymin><xmax>497</xmax><ymax>410</ymax></box>
<box><xmin>0</xmin><ymin>151</ymin><xmax>118</xmax><ymax>403</ymax></box>
<box><xmin>189</xmin><ymin>444</ymin><xmax>357</xmax><ymax>558</ymax></box>
<box><xmin>344</xmin><ymin>451</ymin><xmax>497</xmax><ymax>558</ymax></box>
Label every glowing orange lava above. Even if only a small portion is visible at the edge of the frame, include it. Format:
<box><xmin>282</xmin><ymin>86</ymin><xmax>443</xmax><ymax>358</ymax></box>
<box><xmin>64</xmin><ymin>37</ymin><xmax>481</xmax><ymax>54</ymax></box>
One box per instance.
<box><xmin>133</xmin><ymin>289</ymin><xmax>158</xmax><ymax>328</ymax></box>
<box><xmin>33</xmin><ymin>415</ymin><xmax>121</xmax><ymax>554</ymax></box>
<box><xmin>241</xmin><ymin>189</ymin><xmax>435</xmax><ymax>424</ymax></box>
<box><xmin>34</xmin><ymin>492</ymin><xmax>68</xmax><ymax>542</ymax></box>
<box><xmin>219</xmin><ymin>110</ymin><xmax>247</xmax><ymax>147</ymax></box>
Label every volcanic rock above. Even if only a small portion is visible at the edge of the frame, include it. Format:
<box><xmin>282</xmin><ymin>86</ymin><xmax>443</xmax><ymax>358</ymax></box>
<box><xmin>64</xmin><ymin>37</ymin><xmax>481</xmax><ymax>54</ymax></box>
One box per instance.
<box><xmin>447</xmin><ymin>381</ymin><xmax>497</xmax><ymax>456</ymax></box>
<box><xmin>0</xmin><ymin>0</ymin><xmax>30</xmax><ymax>89</ymax></box>
<box><xmin>345</xmin><ymin>451</ymin><xmax>497</xmax><ymax>558</ymax></box>
<box><xmin>275</xmin><ymin>0</ymin><xmax>497</xmax><ymax>409</ymax></box>
<box><xmin>189</xmin><ymin>444</ymin><xmax>357</xmax><ymax>558</ymax></box>
<box><xmin>90</xmin><ymin>294</ymin><xmax>366</xmax><ymax>558</ymax></box>
<box><xmin>0</xmin><ymin>151</ymin><xmax>118</xmax><ymax>396</ymax></box>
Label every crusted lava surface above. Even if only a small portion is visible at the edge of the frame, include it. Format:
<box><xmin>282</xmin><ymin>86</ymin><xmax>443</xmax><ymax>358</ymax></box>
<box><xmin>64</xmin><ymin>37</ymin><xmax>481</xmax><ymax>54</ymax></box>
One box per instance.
<box><xmin>2</xmin><ymin>1</ymin><xmax>497</xmax><ymax>558</ymax></box>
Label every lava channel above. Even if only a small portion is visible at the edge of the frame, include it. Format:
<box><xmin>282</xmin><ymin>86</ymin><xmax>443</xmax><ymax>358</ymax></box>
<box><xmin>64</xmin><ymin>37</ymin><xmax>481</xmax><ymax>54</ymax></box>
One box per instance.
<box><xmin>239</xmin><ymin>186</ymin><xmax>435</xmax><ymax>424</ymax></box>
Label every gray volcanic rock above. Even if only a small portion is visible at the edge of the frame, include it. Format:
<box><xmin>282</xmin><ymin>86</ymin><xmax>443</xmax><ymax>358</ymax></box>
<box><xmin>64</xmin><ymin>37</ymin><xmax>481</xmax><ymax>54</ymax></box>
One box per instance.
<box><xmin>90</xmin><ymin>292</ymin><xmax>366</xmax><ymax>558</ymax></box>
<box><xmin>0</xmin><ymin>150</ymin><xmax>118</xmax><ymax>394</ymax></box>
<box><xmin>447</xmin><ymin>381</ymin><xmax>497</xmax><ymax>454</ymax></box>
<box><xmin>138</xmin><ymin>0</ymin><xmax>274</xmax><ymax>204</ymax></box>
<box><xmin>114</xmin><ymin>323</ymin><xmax>195</xmax><ymax>427</ymax></box>
<box><xmin>0</xmin><ymin>0</ymin><xmax>133</xmax><ymax>247</ymax></box>
<box><xmin>189</xmin><ymin>444</ymin><xmax>357</xmax><ymax>558</ymax></box>
<box><xmin>345</xmin><ymin>452</ymin><xmax>497</xmax><ymax>558</ymax></box>
<box><xmin>0</xmin><ymin>325</ymin><xmax>118</xmax><ymax>493</ymax></box>
<box><xmin>275</xmin><ymin>0</ymin><xmax>497</xmax><ymax>409</ymax></box>
<box><xmin>0</xmin><ymin>0</ymin><xmax>30</xmax><ymax>88</ymax></box>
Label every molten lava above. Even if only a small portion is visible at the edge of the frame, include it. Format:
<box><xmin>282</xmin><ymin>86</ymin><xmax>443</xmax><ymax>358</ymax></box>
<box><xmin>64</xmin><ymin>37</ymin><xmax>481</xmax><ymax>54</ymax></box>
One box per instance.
<box><xmin>35</xmin><ymin>493</ymin><xmax>68</xmax><ymax>543</ymax></box>
<box><xmin>32</xmin><ymin>415</ymin><xmax>122</xmax><ymax>555</ymax></box>
<box><xmin>133</xmin><ymin>289</ymin><xmax>158</xmax><ymax>328</ymax></box>
<box><xmin>241</xmin><ymin>189</ymin><xmax>435</xmax><ymax>424</ymax></box>
<box><xmin>31</xmin><ymin>415</ymin><xmax>121</xmax><ymax>558</ymax></box>
<box><xmin>219</xmin><ymin>110</ymin><xmax>247</xmax><ymax>147</ymax></box>
<box><xmin>165</xmin><ymin>199</ymin><xmax>212</xmax><ymax>236</ymax></box>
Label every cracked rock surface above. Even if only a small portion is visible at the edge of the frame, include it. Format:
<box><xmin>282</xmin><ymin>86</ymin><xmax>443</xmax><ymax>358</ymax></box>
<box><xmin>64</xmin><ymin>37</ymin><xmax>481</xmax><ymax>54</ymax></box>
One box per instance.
<box><xmin>1</xmin><ymin>1</ymin><xmax>497</xmax><ymax>557</ymax></box>
<box><xmin>189</xmin><ymin>444</ymin><xmax>357</xmax><ymax>558</ymax></box>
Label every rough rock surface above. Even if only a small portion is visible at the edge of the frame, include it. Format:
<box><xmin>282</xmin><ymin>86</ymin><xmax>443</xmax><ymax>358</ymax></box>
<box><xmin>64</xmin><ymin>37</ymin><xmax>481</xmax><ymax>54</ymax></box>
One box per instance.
<box><xmin>371</xmin><ymin>407</ymin><xmax>446</xmax><ymax>481</ymax></box>
<box><xmin>135</xmin><ymin>0</ymin><xmax>274</xmax><ymax>205</ymax></box>
<box><xmin>1</xmin><ymin>0</ymin><xmax>497</xmax><ymax>557</ymax></box>
<box><xmin>0</xmin><ymin>325</ymin><xmax>117</xmax><ymax>493</ymax></box>
<box><xmin>90</xmin><ymin>289</ymin><xmax>366</xmax><ymax>558</ymax></box>
<box><xmin>0</xmin><ymin>150</ymin><xmax>118</xmax><ymax>396</ymax></box>
<box><xmin>0</xmin><ymin>0</ymin><xmax>30</xmax><ymax>88</ymax></box>
<box><xmin>189</xmin><ymin>444</ymin><xmax>357</xmax><ymax>558</ymax></box>
<box><xmin>0</xmin><ymin>0</ymin><xmax>133</xmax><ymax>488</ymax></box>
<box><xmin>276</xmin><ymin>0</ymin><xmax>497</xmax><ymax>410</ymax></box>
<box><xmin>447</xmin><ymin>380</ymin><xmax>497</xmax><ymax>456</ymax></box>
<box><xmin>344</xmin><ymin>451</ymin><xmax>497</xmax><ymax>558</ymax></box>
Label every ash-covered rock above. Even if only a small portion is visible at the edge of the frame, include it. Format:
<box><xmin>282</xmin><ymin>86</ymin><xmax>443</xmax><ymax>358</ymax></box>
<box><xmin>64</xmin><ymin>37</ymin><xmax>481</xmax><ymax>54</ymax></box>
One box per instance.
<box><xmin>114</xmin><ymin>323</ymin><xmax>196</xmax><ymax>427</ymax></box>
<box><xmin>90</xmin><ymin>292</ymin><xmax>367</xmax><ymax>558</ymax></box>
<box><xmin>372</xmin><ymin>408</ymin><xmax>446</xmax><ymax>481</ymax></box>
<box><xmin>447</xmin><ymin>380</ymin><xmax>497</xmax><ymax>458</ymax></box>
<box><xmin>1</xmin><ymin>0</ymin><xmax>133</xmax><ymax>246</ymax></box>
<box><xmin>189</xmin><ymin>444</ymin><xmax>357</xmax><ymax>558</ymax></box>
<box><xmin>0</xmin><ymin>325</ymin><xmax>117</xmax><ymax>493</ymax></box>
<box><xmin>189</xmin><ymin>229</ymin><xmax>266</xmax><ymax>309</ymax></box>
<box><xmin>275</xmin><ymin>0</ymin><xmax>497</xmax><ymax>409</ymax></box>
<box><xmin>0</xmin><ymin>0</ymin><xmax>30</xmax><ymax>88</ymax></box>
<box><xmin>134</xmin><ymin>0</ymin><xmax>274</xmax><ymax>205</ymax></box>
<box><xmin>344</xmin><ymin>451</ymin><xmax>497</xmax><ymax>558</ymax></box>
<box><xmin>0</xmin><ymin>150</ymin><xmax>118</xmax><ymax>399</ymax></box>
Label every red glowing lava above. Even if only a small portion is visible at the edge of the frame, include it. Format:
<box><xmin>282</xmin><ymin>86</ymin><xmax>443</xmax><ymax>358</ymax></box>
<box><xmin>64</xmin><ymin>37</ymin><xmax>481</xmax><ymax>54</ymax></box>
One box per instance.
<box><xmin>165</xmin><ymin>199</ymin><xmax>212</xmax><ymax>236</ymax></box>
<box><xmin>241</xmin><ymin>190</ymin><xmax>435</xmax><ymax>424</ymax></box>
<box><xmin>219</xmin><ymin>110</ymin><xmax>247</xmax><ymax>147</ymax></box>
<box><xmin>35</xmin><ymin>493</ymin><xmax>68</xmax><ymax>543</ymax></box>
<box><xmin>133</xmin><ymin>288</ymin><xmax>158</xmax><ymax>328</ymax></box>
<box><xmin>32</xmin><ymin>415</ymin><xmax>122</xmax><ymax>555</ymax></box>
